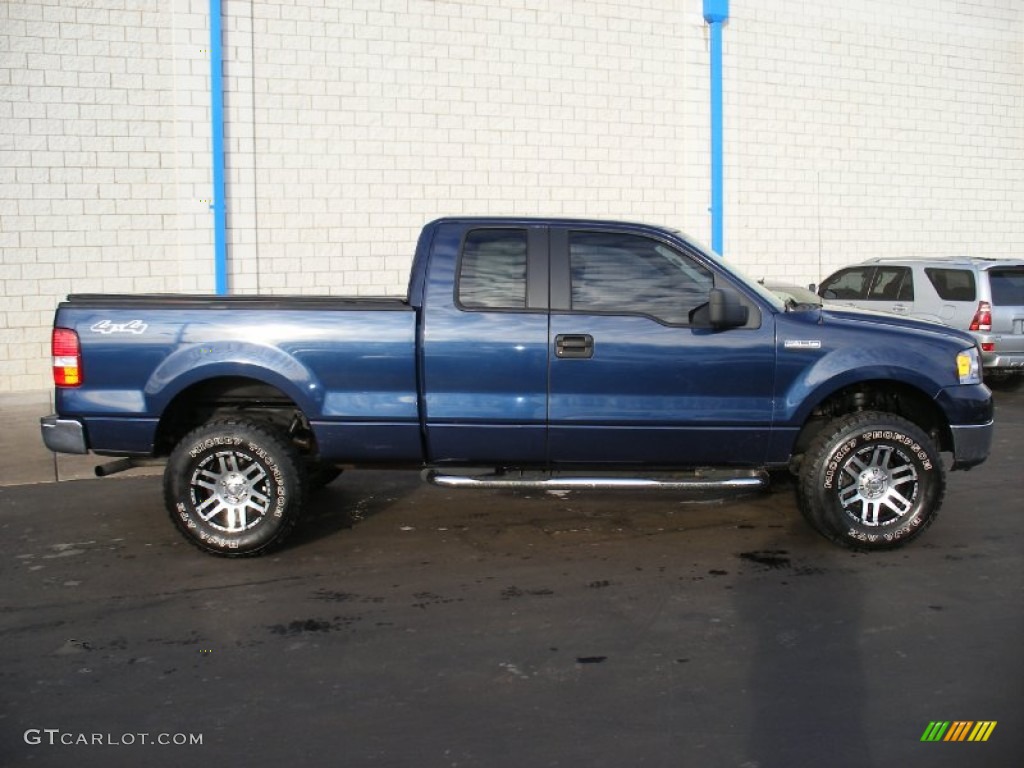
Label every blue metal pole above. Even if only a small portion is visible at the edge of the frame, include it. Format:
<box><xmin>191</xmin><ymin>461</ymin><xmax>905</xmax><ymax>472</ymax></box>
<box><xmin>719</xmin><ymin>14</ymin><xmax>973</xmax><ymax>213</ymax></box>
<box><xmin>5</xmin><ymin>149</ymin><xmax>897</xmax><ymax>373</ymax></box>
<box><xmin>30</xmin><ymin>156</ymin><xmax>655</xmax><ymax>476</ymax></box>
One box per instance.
<box><xmin>703</xmin><ymin>0</ymin><xmax>729</xmax><ymax>256</ymax></box>
<box><xmin>210</xmin><ymin>0</ymin><xmax>228</xmax><ymax>294</ymax></box>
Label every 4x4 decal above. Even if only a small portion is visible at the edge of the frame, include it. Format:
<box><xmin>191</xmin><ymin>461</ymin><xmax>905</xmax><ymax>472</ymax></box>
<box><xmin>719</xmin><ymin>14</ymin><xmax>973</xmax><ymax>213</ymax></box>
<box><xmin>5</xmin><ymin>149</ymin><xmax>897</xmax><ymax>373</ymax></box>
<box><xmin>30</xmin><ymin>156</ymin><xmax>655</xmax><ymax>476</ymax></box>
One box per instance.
<box><xmin>90</xmin><ymin>319</ymin><xmax>148</xmax><ymax>335</ymax></box>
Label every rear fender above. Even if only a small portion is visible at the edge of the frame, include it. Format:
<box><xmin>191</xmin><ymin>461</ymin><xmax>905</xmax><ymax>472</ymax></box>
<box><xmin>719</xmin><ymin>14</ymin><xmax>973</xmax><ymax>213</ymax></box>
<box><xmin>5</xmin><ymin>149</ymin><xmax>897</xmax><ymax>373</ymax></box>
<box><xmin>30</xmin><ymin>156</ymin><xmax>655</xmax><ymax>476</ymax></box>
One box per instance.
<box><xmin>144</xmin><ymin>342</ymin><xmax>323</xmax><ymax>417</ymax></box>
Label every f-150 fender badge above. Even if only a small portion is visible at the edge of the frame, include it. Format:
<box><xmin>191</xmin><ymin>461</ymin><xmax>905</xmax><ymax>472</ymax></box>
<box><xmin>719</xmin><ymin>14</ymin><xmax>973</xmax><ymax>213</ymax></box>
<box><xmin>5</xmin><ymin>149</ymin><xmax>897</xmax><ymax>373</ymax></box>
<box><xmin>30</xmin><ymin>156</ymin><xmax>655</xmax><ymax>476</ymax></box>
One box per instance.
<box><xmin>784</xmin><ymin>339</ymin><xmax>821</xmax><ymax>350</ymax></box>
<box><xmin>91</xmin><ymin>319</ymin><xmax>148</xmax><ymax>335</ymax></box>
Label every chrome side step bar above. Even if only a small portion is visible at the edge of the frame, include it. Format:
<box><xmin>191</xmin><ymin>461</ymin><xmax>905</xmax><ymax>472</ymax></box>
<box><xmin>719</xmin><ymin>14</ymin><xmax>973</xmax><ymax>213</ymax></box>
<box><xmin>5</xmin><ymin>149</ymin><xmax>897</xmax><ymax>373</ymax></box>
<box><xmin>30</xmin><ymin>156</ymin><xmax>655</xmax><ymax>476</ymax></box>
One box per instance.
<box><xmin>424</xmin><ymin>469</ymin><xmax>769</xmax><ymax>492</ymax></box>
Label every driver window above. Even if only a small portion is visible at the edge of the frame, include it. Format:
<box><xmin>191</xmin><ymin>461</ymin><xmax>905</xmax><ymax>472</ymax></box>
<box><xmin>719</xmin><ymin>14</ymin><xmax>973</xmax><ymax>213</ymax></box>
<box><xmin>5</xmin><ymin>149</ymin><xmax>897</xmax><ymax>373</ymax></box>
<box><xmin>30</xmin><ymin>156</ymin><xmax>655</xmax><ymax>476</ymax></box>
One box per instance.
<box><xmin>569</xmin><ymin>232</ymin><xmax>713</xmax><ymax>325</ymax></box>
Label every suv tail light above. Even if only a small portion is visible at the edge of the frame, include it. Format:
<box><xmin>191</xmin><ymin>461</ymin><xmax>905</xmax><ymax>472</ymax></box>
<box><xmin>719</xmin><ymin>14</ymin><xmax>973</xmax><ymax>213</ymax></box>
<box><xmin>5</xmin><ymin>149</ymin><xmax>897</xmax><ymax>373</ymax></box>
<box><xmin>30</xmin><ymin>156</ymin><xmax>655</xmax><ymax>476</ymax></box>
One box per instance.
<box><xmin>968</xmin><ymin>301</ymin><xmax>992</xmax><ymax>332</ymax></box>
<box><xmin>52</xmin><ymin>328</ymin><xmax>82</xmax><ymax>387</ymax></box>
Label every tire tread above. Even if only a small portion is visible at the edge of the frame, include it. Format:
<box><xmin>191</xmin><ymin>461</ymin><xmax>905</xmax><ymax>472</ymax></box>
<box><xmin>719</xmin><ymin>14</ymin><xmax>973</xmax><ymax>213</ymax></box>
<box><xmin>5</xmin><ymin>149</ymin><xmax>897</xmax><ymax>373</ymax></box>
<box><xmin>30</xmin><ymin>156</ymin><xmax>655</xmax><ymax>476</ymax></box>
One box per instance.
<box><xmin>163</xmin><ymin>418</ymin><xmax>306</xmax><ymax>557</ymax></box>
<box><xmin>797</xmin><ymin>411</ymin><xmax>945</xmax><ymax>551</ymax></box>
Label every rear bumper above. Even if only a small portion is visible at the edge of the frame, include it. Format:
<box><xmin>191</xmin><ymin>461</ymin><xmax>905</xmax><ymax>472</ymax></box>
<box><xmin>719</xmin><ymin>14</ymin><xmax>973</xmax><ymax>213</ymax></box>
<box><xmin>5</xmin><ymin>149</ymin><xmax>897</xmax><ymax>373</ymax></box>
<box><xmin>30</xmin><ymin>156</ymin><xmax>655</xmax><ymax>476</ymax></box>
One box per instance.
<box><xmin>982</xmin><ymin>352</ymin><xmax>1024</xmax><ymax>373</ymax></box>
<box><xmin>40</xmin><ymin>415</ymin><xmax>88</xmax><ymax>455</ymax></box>
<box><xmin>975</xmin><ymin>332</ymin><xmax>1024</xmax><ymax>372</ymax></box>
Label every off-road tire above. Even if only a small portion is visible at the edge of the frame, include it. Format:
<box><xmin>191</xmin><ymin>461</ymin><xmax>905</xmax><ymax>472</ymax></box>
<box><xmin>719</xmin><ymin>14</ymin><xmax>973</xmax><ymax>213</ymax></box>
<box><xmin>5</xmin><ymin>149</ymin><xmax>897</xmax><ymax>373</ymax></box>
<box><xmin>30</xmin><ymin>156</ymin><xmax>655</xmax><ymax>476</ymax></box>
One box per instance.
<box><xmin>164</xmin><ymin>419</ymin><xmax>306</xmax><ymax>557</ymax></box>
<box><xmin>797</xmin><ymin>411</ymin><xmax>945</xmax><ymax>551</ymax></box>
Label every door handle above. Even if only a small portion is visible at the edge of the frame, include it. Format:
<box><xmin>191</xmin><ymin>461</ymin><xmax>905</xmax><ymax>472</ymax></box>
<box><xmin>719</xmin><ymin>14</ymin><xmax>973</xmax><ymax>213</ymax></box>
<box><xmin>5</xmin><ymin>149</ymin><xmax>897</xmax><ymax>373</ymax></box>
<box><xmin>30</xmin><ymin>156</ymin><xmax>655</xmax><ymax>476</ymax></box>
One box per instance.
<box><xmin>555</xmin><ymin>334</ymin><xmax>594</xmax><ymax>359</ymax></box>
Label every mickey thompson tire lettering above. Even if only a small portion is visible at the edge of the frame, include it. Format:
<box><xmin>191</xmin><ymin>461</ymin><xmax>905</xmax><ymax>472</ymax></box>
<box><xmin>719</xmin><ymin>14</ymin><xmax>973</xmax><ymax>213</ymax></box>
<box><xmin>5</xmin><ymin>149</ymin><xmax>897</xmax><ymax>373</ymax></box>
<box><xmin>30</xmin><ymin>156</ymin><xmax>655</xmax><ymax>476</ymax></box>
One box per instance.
<box><xmin>797</xmin><ymin>411</ymin><xmax>945</xmax><ymax>551</ymax></box>
<box><xmin>164</xmin><ymin>419</ymin><xmax>305</xmax><ymax>557</ymax></box>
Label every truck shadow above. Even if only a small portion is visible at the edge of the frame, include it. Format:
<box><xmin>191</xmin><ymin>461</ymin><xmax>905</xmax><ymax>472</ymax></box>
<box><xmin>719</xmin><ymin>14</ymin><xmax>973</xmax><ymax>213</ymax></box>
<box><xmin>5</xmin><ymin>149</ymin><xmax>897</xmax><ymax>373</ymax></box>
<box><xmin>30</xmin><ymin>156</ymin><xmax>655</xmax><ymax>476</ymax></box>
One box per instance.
<box><xmin>284</xmin><ymin>470</ymin><xmax>422</xmax><ymax>550</ymax></box>
<box><xmin>733</xmin><ymin>527</ymin><xmax>872</xmax><ymax>767</ymax></box>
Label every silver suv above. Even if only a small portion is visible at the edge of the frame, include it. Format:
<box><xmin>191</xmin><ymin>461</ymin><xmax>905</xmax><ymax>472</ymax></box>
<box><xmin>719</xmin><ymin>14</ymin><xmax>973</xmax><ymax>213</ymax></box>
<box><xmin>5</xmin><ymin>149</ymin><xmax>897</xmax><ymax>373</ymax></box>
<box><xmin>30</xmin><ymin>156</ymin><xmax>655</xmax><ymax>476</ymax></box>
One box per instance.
<box><xmin>818</xmin><ymin>257</ymin><xmax>1024</xmax><ymax>386</ymax></box>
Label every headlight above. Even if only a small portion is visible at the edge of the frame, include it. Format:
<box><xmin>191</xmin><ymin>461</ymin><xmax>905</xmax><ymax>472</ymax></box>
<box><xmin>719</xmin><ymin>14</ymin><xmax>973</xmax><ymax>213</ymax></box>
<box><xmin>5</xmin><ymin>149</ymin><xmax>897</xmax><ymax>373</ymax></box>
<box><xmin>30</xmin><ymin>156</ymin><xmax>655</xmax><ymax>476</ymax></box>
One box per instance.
<box><xmin>956</xmin><ymin>347</ymin><xmax>982</xmax><ymax>385</ymax></box>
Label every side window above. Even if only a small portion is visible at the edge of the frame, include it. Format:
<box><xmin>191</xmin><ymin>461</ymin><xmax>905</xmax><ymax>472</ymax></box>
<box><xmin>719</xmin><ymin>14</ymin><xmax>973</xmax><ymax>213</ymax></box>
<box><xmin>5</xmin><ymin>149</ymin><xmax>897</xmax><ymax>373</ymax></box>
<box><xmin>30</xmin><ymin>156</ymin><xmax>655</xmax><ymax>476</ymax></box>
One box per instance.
<box><xmin>988</xmin><ymin>268</ymin><xmax>1024</xmax><ymax>306</ymax></box>
<box><xmin>457</xmin><ymin>229</ymin><xmax>528</xmax><ymax>310</ymax></box>
<box><xmin>821</xmin><ymin>268</ymin><xmax>871</xmax><ymax>300</ymax></box>
<box><xmin>569</xmin><ymin>232</ymin><xmax>713</xmax><ymax>325</ymax></box>
<box><xmin>867</xmin><ymin>266</ymin><xmax>914</xmax><ymax>301</ymax></box>
<box><xmin>926</xmin><ymin>268</ymin><xmax>977</xmax><ymax>302</ymax></box>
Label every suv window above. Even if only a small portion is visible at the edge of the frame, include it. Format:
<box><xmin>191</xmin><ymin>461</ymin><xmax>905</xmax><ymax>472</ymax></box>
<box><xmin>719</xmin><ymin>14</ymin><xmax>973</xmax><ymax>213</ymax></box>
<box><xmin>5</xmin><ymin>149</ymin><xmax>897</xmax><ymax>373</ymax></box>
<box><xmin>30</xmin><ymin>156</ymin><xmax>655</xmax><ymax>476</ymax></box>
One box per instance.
<box><xmin>988</xmin><ymin>267</ymin><xmax>1024</xmax><ymax>306</ymax></box>
<box><xmin>821</xmin><ymin>265</ymin><xmax>913</xmax><ymax>302</ymax></box>
<box><xmin>569</xmin><ymin>232</ymin><xmax>713</xmax><ymax>325</ymax></box>
<box><xmin>457</xmin><ymin>229</ymin><xmax>528</xmax><ymax>310</ymax></box>
<box><xmin>820</xmin><ymin>267</ymin><xmax>870</xmax><ymax>300</ymax></box>
<box><xmin>925</xmin><ymin>268</ymin><xmax>976</xmax><ymax>302</ymax></box>
<box><xmin>867</xmin><ymin>266</ymin><xmax>914</xmax><ymax>301</ymax></box>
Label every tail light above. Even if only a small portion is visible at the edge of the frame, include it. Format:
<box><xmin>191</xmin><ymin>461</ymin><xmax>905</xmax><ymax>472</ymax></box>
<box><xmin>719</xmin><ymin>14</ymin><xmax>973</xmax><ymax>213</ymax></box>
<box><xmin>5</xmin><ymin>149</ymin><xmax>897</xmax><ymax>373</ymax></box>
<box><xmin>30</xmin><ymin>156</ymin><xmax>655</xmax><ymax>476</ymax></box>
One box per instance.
<box><xmin>52</xmin><ymin>328</ymin><xmax>82</xmax><ymax>387</ymax></box>
<box><xmin>968</xmin><ymin>301</ymin><xmax>992</xmax><ymax>332</ymax></box>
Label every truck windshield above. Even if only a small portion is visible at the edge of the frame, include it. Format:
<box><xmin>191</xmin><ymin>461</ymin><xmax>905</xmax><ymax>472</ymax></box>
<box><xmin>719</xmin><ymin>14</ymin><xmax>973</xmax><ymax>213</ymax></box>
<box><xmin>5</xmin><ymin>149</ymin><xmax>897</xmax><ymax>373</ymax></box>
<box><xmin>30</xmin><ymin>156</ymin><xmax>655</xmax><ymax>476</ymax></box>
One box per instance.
<box><xmin>672</xmin><ymin>231</ymin><xmax>787</xmax><ymax>312</ymax></box>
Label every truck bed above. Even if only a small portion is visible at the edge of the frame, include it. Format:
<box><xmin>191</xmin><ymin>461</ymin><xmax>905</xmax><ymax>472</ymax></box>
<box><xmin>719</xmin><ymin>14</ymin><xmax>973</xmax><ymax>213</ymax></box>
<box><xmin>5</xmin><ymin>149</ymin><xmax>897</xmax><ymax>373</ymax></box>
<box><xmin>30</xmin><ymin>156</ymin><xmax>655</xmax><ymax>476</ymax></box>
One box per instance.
<box><xmin>62</xmin><ymin>293</ymin><xmax>409</xmax><ymax>311</ymax></box>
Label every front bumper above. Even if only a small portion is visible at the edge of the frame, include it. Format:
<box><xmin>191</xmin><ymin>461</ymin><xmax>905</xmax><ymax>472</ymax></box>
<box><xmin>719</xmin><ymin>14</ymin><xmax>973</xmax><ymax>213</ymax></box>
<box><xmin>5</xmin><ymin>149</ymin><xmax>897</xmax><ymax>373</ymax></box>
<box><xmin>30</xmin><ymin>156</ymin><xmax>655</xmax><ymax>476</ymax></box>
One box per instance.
<box><xmin>949</xmin><ymin>421</ymin><xmax>994</xmax><ymax>470</ymax></box>
<box><xmin>934</xmin><ymin>384</ymin><xmax>994</xmax><ymax>470</ymax></box>
<box><xmin>40</xmin><ymin>415</ymin><xmax>88</xmax><ymax>455</ymax></box>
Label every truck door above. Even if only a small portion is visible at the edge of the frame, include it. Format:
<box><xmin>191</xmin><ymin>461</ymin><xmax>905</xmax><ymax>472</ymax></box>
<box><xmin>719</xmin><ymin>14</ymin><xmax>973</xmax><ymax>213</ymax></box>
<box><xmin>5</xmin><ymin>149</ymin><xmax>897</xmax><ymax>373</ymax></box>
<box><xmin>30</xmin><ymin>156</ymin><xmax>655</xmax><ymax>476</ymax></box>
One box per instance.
<box><xmin>420</xmin><ymin>223</ymin><xmax>550</xmax><ymax>464</ymax></box>
<box><xmin>546</xmin><ymin>227</ymin><xmax>776</xmax><ymax>466</ymax></box>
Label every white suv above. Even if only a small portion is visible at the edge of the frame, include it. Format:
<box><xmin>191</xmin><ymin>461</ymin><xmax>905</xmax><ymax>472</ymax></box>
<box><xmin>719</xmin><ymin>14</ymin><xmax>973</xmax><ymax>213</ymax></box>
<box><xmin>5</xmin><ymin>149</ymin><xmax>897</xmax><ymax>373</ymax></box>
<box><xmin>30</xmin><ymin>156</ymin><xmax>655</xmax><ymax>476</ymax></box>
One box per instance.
<box><xmin>818</xmin><ymin>257</ymin><xmax>1024</xmax><ymax>387</ymax></box>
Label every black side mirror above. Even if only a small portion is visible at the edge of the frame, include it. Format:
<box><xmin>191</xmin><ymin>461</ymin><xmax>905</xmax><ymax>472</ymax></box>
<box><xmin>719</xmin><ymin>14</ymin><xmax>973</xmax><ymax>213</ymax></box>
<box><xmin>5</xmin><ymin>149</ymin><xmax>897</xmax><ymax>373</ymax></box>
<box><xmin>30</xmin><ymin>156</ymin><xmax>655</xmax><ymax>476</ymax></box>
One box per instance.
<box><xmin>708</xmin><ymin>288</ymin><xmax>749</xmax><ymax>329</ymax></box>
<box><xmin>689</xmin><ymin>287</ymin><xmax>750</xmax><ymax>330</ymax></box>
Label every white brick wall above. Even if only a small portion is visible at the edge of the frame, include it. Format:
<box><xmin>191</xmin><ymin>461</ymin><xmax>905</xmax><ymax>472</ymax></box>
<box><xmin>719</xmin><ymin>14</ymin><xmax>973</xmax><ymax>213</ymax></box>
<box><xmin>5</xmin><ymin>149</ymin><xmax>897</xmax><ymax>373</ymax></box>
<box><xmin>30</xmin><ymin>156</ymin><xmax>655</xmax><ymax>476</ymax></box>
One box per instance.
<box><xmin>1</xmin><ymin>0</ymin><xmax>1023</xmax><ymax>392</ymax></box>
<box><xmin>1</xmin><ymin>0</ymin><xmax>214</xmax><ymax>392</ymax></box>
<box><xmin>221</xmin><ymin>0</ymin><xmax>695</xmax><ymax>296</ymax></box>
<box><xmin>722</xmin><ymin>0</ymin><xmax>1024</xmax><ymax>284</ymax></box>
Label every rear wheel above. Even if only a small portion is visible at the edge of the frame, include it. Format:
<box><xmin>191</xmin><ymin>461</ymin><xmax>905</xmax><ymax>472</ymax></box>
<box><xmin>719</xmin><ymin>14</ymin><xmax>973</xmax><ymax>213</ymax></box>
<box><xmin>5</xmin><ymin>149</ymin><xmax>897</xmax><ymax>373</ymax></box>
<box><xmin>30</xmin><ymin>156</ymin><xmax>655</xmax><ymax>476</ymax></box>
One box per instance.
<box><xmin>164</xmin><ymin>419</ymin><xmax>306</xmax><ymax>557</ymax></box>
<box><xmin>797</xmin><ymin>412</ymin><xmax>945</xmax><ymax>550</ymax></box>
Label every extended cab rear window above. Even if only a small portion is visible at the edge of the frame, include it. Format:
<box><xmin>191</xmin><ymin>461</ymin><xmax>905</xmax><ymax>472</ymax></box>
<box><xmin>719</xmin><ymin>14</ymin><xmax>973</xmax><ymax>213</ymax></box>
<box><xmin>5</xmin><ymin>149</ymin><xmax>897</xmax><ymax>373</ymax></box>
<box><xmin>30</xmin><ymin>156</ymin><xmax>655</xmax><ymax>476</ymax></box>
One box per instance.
<box><xmin>457</xmin><ymin>229</ymin><xmax>528</xmax><ymax>310</ymax></box>
<box><xmin>988</xmin><ymin>267</ymin><xmax>1024</xmax><ymax>306</ymax></box>
<box><xmin>925</xmin><ymin>268</ymin><xmax>976</xmax><ymax>301</ymax></box>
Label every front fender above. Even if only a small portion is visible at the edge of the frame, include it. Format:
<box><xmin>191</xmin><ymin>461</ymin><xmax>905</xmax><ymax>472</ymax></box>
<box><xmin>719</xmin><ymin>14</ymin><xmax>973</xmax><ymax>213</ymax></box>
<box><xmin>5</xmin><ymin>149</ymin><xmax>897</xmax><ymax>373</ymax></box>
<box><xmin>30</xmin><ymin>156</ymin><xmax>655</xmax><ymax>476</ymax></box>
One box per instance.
<box><xmin>777</xmin><ymin>345</ymin><xmax>948</xmax><ymax>427</ymax></box>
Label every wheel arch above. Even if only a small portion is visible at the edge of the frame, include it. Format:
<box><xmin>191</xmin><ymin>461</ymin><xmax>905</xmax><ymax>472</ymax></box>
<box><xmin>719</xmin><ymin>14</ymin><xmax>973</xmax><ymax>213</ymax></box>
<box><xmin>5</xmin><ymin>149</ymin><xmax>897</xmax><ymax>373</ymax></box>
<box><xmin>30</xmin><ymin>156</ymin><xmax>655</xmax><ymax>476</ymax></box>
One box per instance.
<box><xmin>153</xmin><ymin>375</ymin><xmax>319</xmax><ymax>458</ymax></box>
<box><xmin>789</xmin><ymin>379</ymin><xmax>952</xmax><ymax>470</ymax></box>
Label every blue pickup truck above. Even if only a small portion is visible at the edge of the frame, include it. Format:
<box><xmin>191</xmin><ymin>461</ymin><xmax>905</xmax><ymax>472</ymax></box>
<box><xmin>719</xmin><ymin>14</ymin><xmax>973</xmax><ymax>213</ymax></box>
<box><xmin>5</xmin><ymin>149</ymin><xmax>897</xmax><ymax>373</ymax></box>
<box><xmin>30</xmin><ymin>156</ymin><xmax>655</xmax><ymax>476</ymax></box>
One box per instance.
<box><xmin>41</xmin><ymin>218</ymin><xmax>994</xmax><ymax>556</ymax></box>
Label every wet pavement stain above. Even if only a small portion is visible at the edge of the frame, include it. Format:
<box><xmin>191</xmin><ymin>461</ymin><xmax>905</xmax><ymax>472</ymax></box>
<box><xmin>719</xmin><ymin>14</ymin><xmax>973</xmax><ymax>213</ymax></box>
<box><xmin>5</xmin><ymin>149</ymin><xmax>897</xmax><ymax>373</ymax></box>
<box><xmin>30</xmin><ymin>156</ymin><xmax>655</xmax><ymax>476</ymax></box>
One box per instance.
<box><xmin>793</xmin><ymin>566</ymin><xmax>826</xmax><ymax>576</ymax></box>
<box><xmin>267</xmin><ymin>617</ymin><xmax>360</xmax><ymax>635</ymax></box>
<box><xmin>411</xmin><ymin>592</ymin><xmax>464</xmax><ymax>609</ymax></box>
<box><xmin>311</xmin><ymin>589</ymin><xmax>385</xmax><ymax>604</ymax></box>
<box><xmin>738</xmin><ymin>550</ymin><xmax>791</xmax><ymax>569</ymax></box>
<box><xmin>501</xmin><ymin>586</ymin><xmax>555</xmax><ymax>600</ymax></box>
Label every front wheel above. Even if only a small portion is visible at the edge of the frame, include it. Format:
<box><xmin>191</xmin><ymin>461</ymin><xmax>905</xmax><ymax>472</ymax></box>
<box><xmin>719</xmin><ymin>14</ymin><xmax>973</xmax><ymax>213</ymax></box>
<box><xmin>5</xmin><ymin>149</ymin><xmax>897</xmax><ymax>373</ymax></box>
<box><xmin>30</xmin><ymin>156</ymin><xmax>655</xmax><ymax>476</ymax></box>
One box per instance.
<box><xmin>164</xmin><ymin>419</ymin><xmax>306</xmax><ymax>557</ymax></box>
<box><xmin>797</xmin><ymin>412</ymin><xmax>945</xmax><ymax>550</ymax></box>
